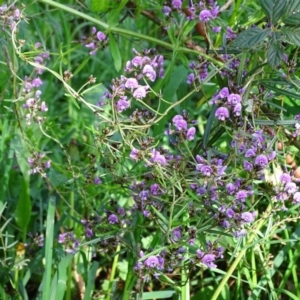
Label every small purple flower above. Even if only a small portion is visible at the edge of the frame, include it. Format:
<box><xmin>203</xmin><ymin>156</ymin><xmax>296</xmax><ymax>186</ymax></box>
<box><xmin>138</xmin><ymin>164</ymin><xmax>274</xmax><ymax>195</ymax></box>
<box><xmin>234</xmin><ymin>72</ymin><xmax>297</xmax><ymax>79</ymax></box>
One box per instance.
<box><xmin>173</xmin><ymin>115</ymin><xmax>187</xmax><ymax>130</ymax></box>
<box><xmin>215</xmin><ymin>107</ymin><xmax>229</xmax><ymax>121</ymax></box>
<box><xmin>268</xmin><ymin>151</ymin><xmax>276</xmax><ymax>160</ymax></box>
<box><xmin>108</xmin><ymin>214</ymin><xmax>119</xmax><ymax>224</ymax></box>
<box><xmin>202</xmin><ymin>254</ymin><xmax>217</xmax><ymax>268</ymax></box>
<box><xmin>133</xmin><ymin>86</ymin><xmax>147</xmax><ymax>99</ymax></box>
<box><xmin>142</xmin><ymin>64</ymin><xmax>156</xmax><ymax>82</ymax></box>
<box><xmin>171</xmin><ymin>0</ymin><xmax>182</xmax><ymax>9</ymax></box>
<box><xmin>162</xmin><ymin>5</ymin><xmax>172</xmax><ymax>16</ymax></box>
<box><xmin>234</xmin><ymin>103</ymin><xmax>242</xmax><ymax>116</ymax></box>
<box><xmin>219</xmin><ymin>87</ymin><xmax>229</xmax><ymax>98</ymax></box>
<box><xmin>44</xmin><ymin>160</ymin><xmax>51</xmax><ymax>169</ymax></box>
<box><xmin>241</xmin><ymin>212</ymin><xmax>255</xmax><ymax>223</ymax></box>
<box><xmin>199</xmin><ymin>9</ymin><xmax>212</xmax><ymax>21</ymax></box>
<box><xmin>152</xmin><ymin>150</ymin><xmax>167</xmax><ymax>165</ymax></box>
<box><xmin>254</xmin><ymin>154</ymin><xmax>268</xmax><ymax>168</ymax></box>
<box><xmin>186</xmin><ymin>127</ymin><xmax>196</xmax><ymax>140</ymax></box>
<box><xmin>226</xmin><ymin>208</ymin><xmax>235</xmax><ymax>218</ymax></box>
<box><xmin>144</xmin><ymin>255</ymin><xmax>159</xmax><ymax>268</ymax></box>
<box><xmin>211</xmin><ymin>4</ymin><xmax>219</xmax><ymax>18</ymax></box>
<box><xmin>130</xmin><ymin>148</ymin><xmax>140</xmax><ymax>161</ymax></box>
<box><xmin>40</xmin><ymin>101</ymin><xmax>48</xmax><ymax>112</ymax></box>
<box><xmin>116</xmin><ymin>96</ymin><xmax>130</xmax><ymax>112</ymax></box>
<box><xmin>228</xmin><ymin>93</ymin><xmax>241</xmax><ymax>105</ymax></box>
<box><xmin>293</xmin><ymin>192</ymin><xmax>300</xmax><ymax>203</ymax></box>
<box><xmin>187</xmin><ymin>73</ymin><xmax>195</xmax><ymax>85</ymax></box>
<box><xmin>131</xmin><ymin>56</ymin><xmax>143</xmax><ymax>67</ymax></box>
<box><xmin>244</xmin><ymin>161</ymin><xmax>253</xmax><ymax>172</ymax></box>
<box><xmin>150</xmin><ymin>183</ymin><xmax>161</xmax><ymax>195</ymax></box>
<box><xmin>245</xmin><ymin>148</ymin><xmax>256</xmax><ymax>158</ymax></box>
<box><xmin>199</xmin><ymin>165</ymin><xmax>213</xmax><ymax>176</ymax></box>
<box><xmin>226</xmin><ymin>183</ymin><xmax>236</xmax><ymax>194</ymax></box>
<box><xmin>32</xmin><ymin>77</ymin><xmax>43</xmax><ymax>87</ymax></box>
<box><xmin>97</xmin><ymin>31</ymin><xmax>106</xmax><ymax>41</ymax></box>
<box><xmin>236</xmin><ymin>190</ymin><xmax>248</xmax><ymax>202</ymax></box>
<box><xmin>285</xmin><ymin>182</ymin><xmax>298</xmax><ymax>194</ymax></box>
<box><xmin>213</xmin><ymin>26</ymin><xmax>221</xmax><ymax>33</ymax></box>
<box><xmin>125</xmin><ymin>78</ymin><xmax>139</xmax><ymax>89</ymax></box>
<box><xmin>280</xmin><ymin>173</ymin><xmax>291</xmax><ymax>184</ymax></box>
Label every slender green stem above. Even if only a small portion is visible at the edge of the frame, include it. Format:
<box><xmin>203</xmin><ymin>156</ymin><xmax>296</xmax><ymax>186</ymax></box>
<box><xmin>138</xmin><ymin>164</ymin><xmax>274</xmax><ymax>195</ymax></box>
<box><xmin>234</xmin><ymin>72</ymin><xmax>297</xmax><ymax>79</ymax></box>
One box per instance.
<box><xmin>211</xmin><ymin>206</ymin><xmax>271</xmax><ymax>300</ymax></box>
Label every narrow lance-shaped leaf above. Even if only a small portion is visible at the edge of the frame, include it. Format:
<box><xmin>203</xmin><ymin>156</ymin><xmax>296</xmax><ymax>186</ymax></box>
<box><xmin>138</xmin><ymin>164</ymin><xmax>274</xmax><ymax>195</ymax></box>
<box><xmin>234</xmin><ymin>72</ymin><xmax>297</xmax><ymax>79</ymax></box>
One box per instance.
<box><xmin>108</xmin><ymin>33</ymin><xmax>122</xmax><ymax>72</ymax></box>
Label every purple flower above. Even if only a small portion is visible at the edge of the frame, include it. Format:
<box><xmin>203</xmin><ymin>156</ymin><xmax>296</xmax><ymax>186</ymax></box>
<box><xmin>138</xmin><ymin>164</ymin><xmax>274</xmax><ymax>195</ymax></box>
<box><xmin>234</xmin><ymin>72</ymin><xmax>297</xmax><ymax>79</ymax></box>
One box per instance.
<box><xmin>226</xmin><ymin>208</ymin><xmax>235</xmax><ymax>218</ymax></box>
<box><xmin>245</xmin><ymin>148</ymin><xmax>256</xmax><ymax>158</ymax></box>
<box><xmin>187</xmin><ymin>127</ymin><xmax>196</xmax><ymax>140</ymax></box>
<box><xmin>199</xmin><ymin>9</ymin><xmax>212</xmax><ymax>21</ymax></box>
<box><xmin>228</xmin><ymin>93</ymin><xmax>241</xmax><ymax>105</ymax></box>
<box><xmin>173</xmin><ymin>115</ymin><xmax>187</xmax><ymax>130</ymax></box>
<box><xmin>125</xmin><ymin>78</ymin><xmax>139</xmax><ymax>89</ymax></box>
<box><xmin>187</xmin><ymin>73</ymin><xmax>195</xmax><ymax>84</ymax></box>
<box><xmin>150</xmin><ymin>183</ymin><xmax>161</xmax><ymax>195</ymax></box>
<box><xmin>236</xmin><ymin>190</ymin><xmax>248</xmax><ymax>202</ymax></box>
<box><xmin>108</xmin><ymin>214</ymin><xmax>119</xmax><ymax>224</ymax></box>
<box><xmin>213</xmin><ymin>26</ymin><xmax>221</xmax><ymax>33</ymax></box>
<box><xmin>268</xmin><ymin>151</ymin><xmax>276</xmax><ymax>160</ymax></box>
<box><xmin>199</xmin><ymin>165</ymin><xmax>213</xmax><ymax>176</ymax></box>
<box><xmin>143</xmin><ymin>64</ymin><xmax>156</xmax><ymax>82</ymax></box>
<box><xmin>211</xmin><ymin>4</ymin><xmax>219</xmax><ymax>18</ymax></box>
<box><xmin>162</xmin><ymin>5</ymin><xmax>172</xmax><ymax>16</ymax></box>
<box><xmin>241</xmin><ymin>212</ymin><xmax>255</xmax><ymax>223</ymax></box>
<box><xmin>226</xmin><ymin>183</ymin><xmax>236</xmax><ymax>194</ymax></box>
<box><xmin>172</xmin><ymin>0</ymin><xmax>182</xmax><ymax>9</ymax></box>
<box><xmin>151</xmin><ymin>150</ymin><xmax>167</xmax><ymax>165</ymax></box>
<box><xmin>44</xmin><ymin>160</ymin><xmax>51</xmax><ymax>169</ymax></box>
<box><xmin>215</xmin><ymin>107</ymin><xmax>229</xmax><ymax>121</ymax></box>
<box><xmin>226</xmin><ymin>26</ymin><xmax>237</xmax><ymax>40</ymax></box>
<box><xmin>116</xmin><ymin>96</ymin><xmax>130</xmax><ymax>112</ymax></box>
<box><xmin>202</xmin><ymin>253</ymin><xmax>217</xmax><ymax>268</ymax></box>
<box><xmin>219</xmin><ymin>87</ymin><xmax>229</xmax><ymax>98</ymax></box>
<box><xmin>133</xmin><ymin>86</ymin><xmax>147</xmax><ymax>99</ymax></box>
<box><xmin>280</xmin><ymin>173</ymin><xmax>291</xmax><ymax>184</ymax></box>
<box><xmin>254</xmin><ymin>154</ymin><xmax>268</xmax><ymax>168</ymax></box>
<box><xmin>97</xmin><ymin>31</ymin><xmax>106</xmax><ymax>41</ymax></box>
<box><xmin>244</xmin><ymin>161</ymin><xmax>253</xmax><ymax>172</ymax></box>
<box><xmin>233</xmin><ymin>103</ymin><xmax>242</xmax><ymax>116</ymax></box>
<box><xmin>40</xmin><ymin>101</ymin><xmax>48</xmax><ymax>112</ymax></box>
<box><xmin>131</xmin><ymin>56</ymin><xmax>143</xmax><ymax>67</ymax></box>
<box><xmin>293</xmin><ymin>192</ymin><xmax>300</xmax><ymax>203</ymax></box>
<box><xmin>144</xmin><ymin>256</ymin><xmax>159</xmax><ymax>268</ymax></box>
<box><xmin>285</xmin><ymin>182</ymin><xmax>298</xmax><ymax>194</ymax></box>
<box><xmin>130</xmin><ymin>148</ymin><xmax>139</xmax><ymax>161</ymax></box>
<box><xmin>32</xmin><ymin>77</ymin><xmax>43</xmax><ymax>87</ymax></box>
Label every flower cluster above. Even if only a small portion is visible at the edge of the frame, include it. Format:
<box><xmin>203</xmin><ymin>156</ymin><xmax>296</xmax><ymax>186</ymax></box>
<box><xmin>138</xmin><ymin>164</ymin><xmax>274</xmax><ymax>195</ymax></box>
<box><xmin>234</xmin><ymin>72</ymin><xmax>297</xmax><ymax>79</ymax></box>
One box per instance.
<box><xmin>0</xmin><ymin>3</ymin><xmax>22</xmax><ymax>30</ymax></box>
<box><xmin>22</xmin><ymin>43</ymin><xmax>50</xmax><ymax>125</ymax></box>
<box><xmin>80</xmin><ymin>27</ymin><xmax>109</xmax><ymax>55</ymax></box>
<box><xmin>213</xmin><ymin>87</ymin><xmax>243</xmax><ymax>120</ymax></box>
<box><xmin>165</xmin><ymin>112</ymin><xmax>197</xmax><ymax>142</ymax></box>
<box><xmin>101</xmin><ymin>48</ymin><xmax>164</xmax><ymax>113</ymax></box>
<box><xmin>162</xmin><ymin>0</ymin><xmax>219</xmax><ymax>22</ymax></box>
<box><xmin>58</xmin><ymin>232</ymin><xmax>80</xmax><ymax>254</ymax></box>
<box><xmin>187</xmin><ymin>59</ymin><xmax>210</xmax><ymax>84</ymax></box>
<box><xmin>27</xmin><ymin>152</ymin><xmax>51</xmax><ymax>177</ymax></box>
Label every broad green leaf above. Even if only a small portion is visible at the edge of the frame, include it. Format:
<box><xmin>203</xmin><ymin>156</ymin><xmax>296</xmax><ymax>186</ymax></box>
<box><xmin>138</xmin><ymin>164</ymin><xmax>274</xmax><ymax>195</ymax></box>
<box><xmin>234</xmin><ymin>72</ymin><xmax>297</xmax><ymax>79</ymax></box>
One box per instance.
<box><xmin>89</xmin><ymin>0</ymin><xmax>111</xmax><ymax>12</ymax></box>
<box><xmin>282</xmin><ymin>0</ymin><xmax>300</xmax><ymax>25</ymax></box>
<box><xmin>258</xmin><ymin>0</ymin><xmax>287</xmax><ymax>24</ymax></box>
<box><xmin>282</xmin><ymin>27</ymin><xmax>300</xmax><ymax>46</ymax></box>
<box><xmin>232</xmin><ymin>27</ymin><xmax>271</xmax><ymax>49</ymax></box>
<box><xmin>267</xmin><ymin>40</ymin><xmax>283</xmax><ymax>69</ymax></box>
<box><xmin>108</xmin><ymin>33</ymin><xmax>122</xmax><ymax>72</ymax></box>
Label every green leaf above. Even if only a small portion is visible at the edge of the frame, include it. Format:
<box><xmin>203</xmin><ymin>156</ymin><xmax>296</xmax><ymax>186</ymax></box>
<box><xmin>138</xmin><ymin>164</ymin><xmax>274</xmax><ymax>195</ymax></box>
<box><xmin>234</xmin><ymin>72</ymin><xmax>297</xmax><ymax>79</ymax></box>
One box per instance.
<box><xmin>15</xmin><ymin>177</ymin><xmax>31</xmax><ymax>230</ymax></box>
<box><xmin>107</xmin><ymin>0</ymin><xmax>128</xmax><ymax>26</ymax></box>
<box><xmin>267</xmin><ymin>38</ymin><xmax>283</xmax><ymax>69</ymax></box>
<box><xmin>282</xmin><ymin>27</ymin><xmax>300</xmax><ymax>46</ymax></box>
<box><xmin>282</xmin><ymin>0</ymin><xmax>300</xmax><ymax>25</ymax></box>
<box><xmin>233</xmin><ymin>27</ymin><xmax>271</xmax><ymax>49</ymax></box>
<box><xmin>260</xmin><ymin>82</ymin><xmax>300</xmax><ymax>100</ymax></box>
<box><xmin>258</xmin><ymin>0</ymin><xmax>287</xmax><ymax>23</ymax></box>
<box><xmin>89</xmin><ymin>0</ymin><xmax>111</xmax><ymax>12</ymax></box>
<box><xmin>108</xmin><ymin>33</ymin><xmax>122</xmax><ymax>72</ymax></box>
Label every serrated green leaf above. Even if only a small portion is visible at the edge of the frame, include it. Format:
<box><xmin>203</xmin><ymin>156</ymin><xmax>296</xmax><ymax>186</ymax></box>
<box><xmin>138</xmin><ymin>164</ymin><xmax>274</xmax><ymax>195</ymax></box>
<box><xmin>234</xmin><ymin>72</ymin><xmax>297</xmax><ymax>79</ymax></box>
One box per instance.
<box><xmin>267</xmin><ymin>41</ymin><xmax>283</xmax><ymax>69</ymax></box>
<box><xmin>258</xmin><ymin>0</ymin><xmax>287</xmax><ymax>24</ymax></box>
<box><xmin>108</xmin><ymin>33</ymin><xmax>121</xmax><ymax>72</ymax></box>
<box><xmin>283</xmin><ymin>0</ymin><xmax>300</xmax><ymax>25</ymax></box>
<box><xmin>282</xmin><ymin>27</ymin><xmax>300</xmax><ymax>46</ymax></box>
<box><xmin>233</xmin><ymin>27</ymin><xmax>270</xmax><ymax>49</ymax></box>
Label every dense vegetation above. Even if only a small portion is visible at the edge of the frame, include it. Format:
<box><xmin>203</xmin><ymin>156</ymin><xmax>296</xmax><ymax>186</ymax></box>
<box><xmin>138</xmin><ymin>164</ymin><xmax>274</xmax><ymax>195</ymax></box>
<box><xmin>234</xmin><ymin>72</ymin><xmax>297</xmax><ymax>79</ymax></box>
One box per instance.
<box><xmin>1</xmin><ymin>0</ymin><xmax>300</xmax><ymax>299</ymax></box>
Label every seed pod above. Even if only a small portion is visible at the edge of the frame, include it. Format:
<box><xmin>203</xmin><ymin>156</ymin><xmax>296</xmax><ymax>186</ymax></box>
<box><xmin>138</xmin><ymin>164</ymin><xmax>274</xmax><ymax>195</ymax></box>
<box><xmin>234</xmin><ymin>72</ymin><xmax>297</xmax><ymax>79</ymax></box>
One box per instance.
<box><xmin>277</xmin><ymin>141</ymin><xmax>283</xmax><ymax>151</ymax></box>
<box><xmin>294</xmin><ymin>167</ymin><xmax>300</xmax><ymax>178</ymax></box>
<box><xmin>286</xmin><ymin>154</ymin><xmax>294</xmax><ymax>165</ymax></box>
<box><xmin>291</xmin><ymin>161</ymin><xmax>297</xmax><ymax>169</ymax></box>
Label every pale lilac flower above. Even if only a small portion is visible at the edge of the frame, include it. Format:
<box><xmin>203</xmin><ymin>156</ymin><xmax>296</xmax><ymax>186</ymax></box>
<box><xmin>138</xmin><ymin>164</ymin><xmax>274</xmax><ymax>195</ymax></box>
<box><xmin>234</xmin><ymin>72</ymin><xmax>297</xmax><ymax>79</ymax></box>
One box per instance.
<box><xmin>215</xmin><ymin>107</ymin><xmax>229</xmax><ymax>121</ymax></box>
<box><xmin>293</xmin><ymin>192</ymin><xmax>300</xmax><ymax>203</ymax></box>
<box><xmin>44</xmin><ymin>160</ymin><xmax>51</xmax><ymax>168</ymax></box>
<box><xmin>108</xmin><ymin>214</ymin><xmax>119</xmax><ymax>224</ymax></box>
<box><xmin>226</xmin><ymin>208</ymin><xmax>235</xmax><ymax>218</ymax></box>
<box><xmin>187</xmin><ymin>127</ymin><xmax>196</xmax><ymax>140</ymax></box>
<box><xmin>145</xmin><ymin>256</ymin><xmax>159</xmax><ymax>268</ymax></box>
<box><xmin>172</xmin><ymin>0</ymin><xmax>182</xmax><ymax>9</ymax></box>
<box><xmin>125</xmin><ymin>78</ymin><xmax>139</xmax><ymax>89</ymax></box>
<box><xmin>130</xmin><ymin>148</ymin><xmax>140</xmax><ymax>161</ymax></box>
<box><xmin>241</xmin><ymin>212</ymin><xmax>255</xmax><ymax>223</ymax></box>
<box><xmin>236</xmin><ymin>190</ymin><xmax>248</xmax><ymax>202</ymax></box>
<box><xmin>285</xmin><ymin>182</ymin><xmax>298</xmax><ymax>194</ymax></box>
<box><xmin>244</xmin><ymin>161</ymin><xmax>253</xmax><ymax>172</ymax></box>
<box><xmin>219</xmin><ymin>87</ymin><xmax>229</xmax><ymax>98</ymax></box>
<box><xmin>97</xmin><ymin>31</ymin><xmax>106</xmax><ymax>41</ymax></box>
<box><xmin>133</xmin><ymin>86</ymin><xmax>147</xmax><ymax>99</ymax></box>
<box><xmin>116</xmin><ymin>96</ymin><xmax>130</xmax><ymax>112</ymax></box>
<box><xmin>200</xmin><ymin>165</ymin><xmax>213</xmax><ymax>176</ymax></box>
<box><xmin>187</xmin><ymin>73</ymin><xmax>195</xmax><ymax>84</ymax></box>
<box><xmin>234</xmin><ymin>103</ymin><xmax>242</xmax><ymax>116</ymax></box>
<box><xmin>245</xmin><ymin>149</ymin><xmax>256</xmax><ymax>158</ymax></box>
<box><xmin>40</xmin><ymin>101</ymin><xmax>48</xmax><ymax>112</ymax></box>
<box><xmin>131</xmin><ymin>56</ymin><xmax>143</xmax><ymax>67</ymax></box>
<box><xmin>228</xmin><ymin>94</ymin><xmax>241</xmax><ymax>105</ymax></box>
<box><xmin>32</xmin><ymin>77</ymin><xmax>43</xmax><ymax>87</ymax></box>
<box><xmin>211</xmin><ymin>4</ymin><xmax>219</xmax><ymax>18</ymax></box>
<box><xmin>202</xmin><ymin>253</ymin><xmax>217</xmax><ymax>268</ymax></box>
<box><xmin>213</xmin><ymin>26</ymin><xmax>221</xmax><ymax>33</ymax></box>
<box><xmin>173</xmin><ymin>115</ymin><xmax>187</xmax><ymax>130</ymax></box>
<box><xmin>268</xmin><ymin>151</ymin><xmax>276</xmax><ymax>160</ymax></box>
<box><xmin>280</xmin><ymin>173</ymin><xmax>291</xmax><ymax>184</ymax></box>
<box><xmin>151</xmin><ymin>150</ymin><xmax>167</xmax><ymax>165</ymax></box>
<box><xmin>162</xmin><ymin>5</ymin><xmax>172</xmax><ymax>16</ymax></box>
<box><xmin>142</xmin><ymin>64</ymin><xmax>156</xmax><ymax>81</ymax></box>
